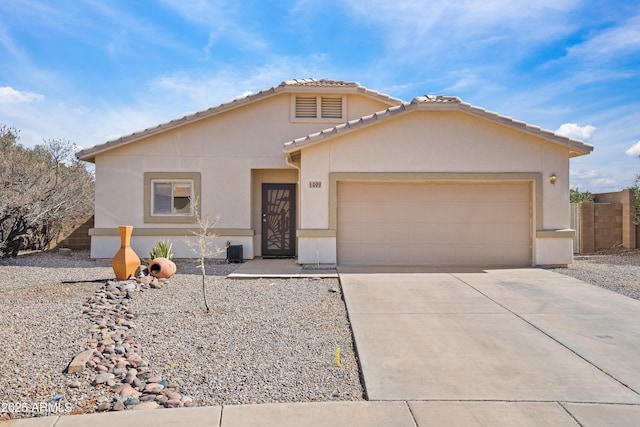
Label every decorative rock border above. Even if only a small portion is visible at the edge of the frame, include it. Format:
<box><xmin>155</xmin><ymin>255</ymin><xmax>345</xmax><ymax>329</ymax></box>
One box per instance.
<box><xmin>70</xmin><ymin>270</ymin><xmax>193</xmax><ymax>412</ymax></box>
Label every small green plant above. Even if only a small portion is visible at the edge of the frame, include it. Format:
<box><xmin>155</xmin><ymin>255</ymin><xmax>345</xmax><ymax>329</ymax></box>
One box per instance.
<box><xmin>570</xmin><ymin>188</ymin><xmax>594</xmax><ymax>203</ymax></box>
<box><xmin>631</xmin><ymin>175</ymin><xmax>640</xmax><ymax>226</ymax></box>
<box><xmin>148</xmin><ymin>240</ymin><xmax>174</xmax><ymax>262</ymax></box>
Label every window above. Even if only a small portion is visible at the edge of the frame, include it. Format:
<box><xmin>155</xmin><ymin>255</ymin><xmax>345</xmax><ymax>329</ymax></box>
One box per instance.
<box><xmin>152</xmin><ymin>180</ymin><xmax>193</xmax><ymax>215</ymax></box>
<box><xmin>292</xmin><ymin>95</ymin><xmax>346</xmax><ymax>121</ymax></box>
<box><xmin>144</xmin><ymin>172</ymin><xmax>201</xmax><ymax>223</ymax></box>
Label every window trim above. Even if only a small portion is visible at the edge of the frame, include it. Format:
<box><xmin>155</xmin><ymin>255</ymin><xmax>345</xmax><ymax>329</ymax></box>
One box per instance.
<box><xmin>290</xmin><ymin>95</ymin><xmax>346</xmax><ymax>123</ymax></box>
<box><xmin>144</xmin><ymin>172</ymin><xmax>201</xmax><ymax>224</ymax></box>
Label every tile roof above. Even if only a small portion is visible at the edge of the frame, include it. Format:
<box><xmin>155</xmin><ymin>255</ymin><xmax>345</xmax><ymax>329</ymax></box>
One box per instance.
<box><xmin>282</xmin><ymin>78</ymin><xmax>360</xmax><ymax>87</ymax></box>
<box><xmin>76</xmin><ymin>79</ymin><xmax>402</xmax><ymax>162</ymax></box>
<box><xmin>283</xmin><ymin>95</ymin><xmax>594</xmax><ymax>158</ymax></box>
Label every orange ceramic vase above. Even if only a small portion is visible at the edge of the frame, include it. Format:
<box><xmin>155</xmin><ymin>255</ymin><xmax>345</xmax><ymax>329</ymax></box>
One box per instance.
<box><xmin>148</xmin><ymin>257</ymin><xmax>177</xmax><ymax>279</ymax></box>
<box><xmin>111</xmin><ymin>226</ymin><xmax>140</xmax><ymax>280</ymax></box>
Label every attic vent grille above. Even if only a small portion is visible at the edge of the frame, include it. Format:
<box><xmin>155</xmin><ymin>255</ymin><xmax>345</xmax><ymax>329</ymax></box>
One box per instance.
<box><xmin>321</xmin><ymin>97</ymin><xmax>342</xmax><ymax>119</ymax></box>
<box><xmin>295</xmin><ymin>97</ymin><xmax>317</xmax><ymax>118</ymax></box>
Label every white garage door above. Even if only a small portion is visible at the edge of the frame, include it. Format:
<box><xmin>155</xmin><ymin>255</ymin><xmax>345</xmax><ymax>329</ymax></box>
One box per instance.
<box><xmin>337</xmin><ymin>182</ymin><xmax>532</xmax><ymax>266</ymax></box>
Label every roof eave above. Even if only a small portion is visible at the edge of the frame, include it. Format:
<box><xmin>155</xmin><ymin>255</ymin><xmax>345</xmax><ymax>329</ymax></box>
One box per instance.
<box><xmin>77</xmin><ymin>84</ymin><xmax>286</xmax><ymax>162</ymax></box>
<box><xmin>283</xmin><ymin>102</ymin><xmax>414</xmax><ymax>154</ymax></box>
<box><xmin>77</xmin><ymin>78</ymin><xmax>403</xmax><ymax>161</ymax></box>
<box><xmin>449</xmin><ymin>102</ymin><xmax>594</xmax><ymax>156</ymax></box>
<box><xmin>283</xmin><ymin>96</ymin><xmax>594</xmax><ymax>157</ymax></box>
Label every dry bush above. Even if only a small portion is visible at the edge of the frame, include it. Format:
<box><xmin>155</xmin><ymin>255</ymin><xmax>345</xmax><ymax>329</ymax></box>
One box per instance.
<box><xmin>0</xmin><ymin>124</ymin><xmax>94</xmax><ymax>257</ymax></box>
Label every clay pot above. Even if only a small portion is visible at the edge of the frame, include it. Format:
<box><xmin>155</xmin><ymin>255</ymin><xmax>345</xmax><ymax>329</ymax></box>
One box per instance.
<box><xmin>148</xmin><ymin>257</ymin><xmax>177</xmax><ymax>279</ymax></box>
<box><xmin>112</xmin><ymin>226</ymin><xmax>140</xmax><ymax>280</ymax></box>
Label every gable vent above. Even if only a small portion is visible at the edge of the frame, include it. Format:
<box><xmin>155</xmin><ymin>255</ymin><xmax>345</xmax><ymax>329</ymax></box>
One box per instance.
<box><xmin>321</xmin><ymin>97</ymin><xmax>342</xmax><ymax>119</ymax></box>
<box><xmin>295</xmin><ymin>97</ymin><xmax>317</xmax><ymax>118</ymax></box>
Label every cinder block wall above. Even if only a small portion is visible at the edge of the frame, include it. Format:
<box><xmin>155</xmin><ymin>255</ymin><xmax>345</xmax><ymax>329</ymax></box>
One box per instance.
<box><xmin>58</xmin><ymin>215</ymin><xmax>94</xmax><ymax>250</ymax></box>
<box><xmin>579</xmin><ymin>202</ymin><xmax>595</xmax><ymax>254</ymax></box>
<box><xmin>594</xmin><ymin>203</ymin><xmax>622</xmax><ymax>249</ymax></box>
<box><xmin>577</xmin><ymin>189</ymin><xmax>638</xmax><ymax>253</ymax></box>
<box><xmin>594</xmin><ymin>189</ymin><xmax>636</xmax><ymax>250</ymax></box>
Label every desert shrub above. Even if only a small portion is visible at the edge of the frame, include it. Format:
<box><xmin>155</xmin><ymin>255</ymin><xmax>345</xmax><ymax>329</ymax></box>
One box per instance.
<box><xmin>631</xmin><ymin>175</ymin><xmax>640</xmax><ymax>226</ymax></box>
<box><xmin>0</xmin><ymin>125</ymin><xmax>94</xmax><ymax>257</ymax></box>
<box><xmin>570</xmin><ymin>188</ymin><xmax>594</xmax><ymax>203</ymax></box>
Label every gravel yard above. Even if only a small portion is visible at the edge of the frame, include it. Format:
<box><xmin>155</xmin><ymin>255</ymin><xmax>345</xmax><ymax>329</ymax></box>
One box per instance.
<box><xmin>2</xmin><ymin>248</ymin><xmax>639</xmax><ymax>420</ymax></box>
<box><xmin>550</xmin><ymin>249</ymin><xmax>640</xmax><ymax>301</ymax></box>
<box><xmin>0</xmin><ymin>251</ymin><xmax>362</xmax><ymax>420</ymax></box>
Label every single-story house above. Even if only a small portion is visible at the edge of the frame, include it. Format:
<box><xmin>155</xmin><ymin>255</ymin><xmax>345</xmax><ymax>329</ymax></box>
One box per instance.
<box><xmin>77</xmin><ymin>78</ymin><xmax>593</xmax><ymax>267</ymax></box>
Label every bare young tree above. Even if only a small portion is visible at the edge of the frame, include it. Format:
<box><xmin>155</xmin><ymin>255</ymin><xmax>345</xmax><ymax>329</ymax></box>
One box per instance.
<box><xmin>184</xmin><ymin>199</ymin><xmax>223</xmax><ymax>312</ymax></box>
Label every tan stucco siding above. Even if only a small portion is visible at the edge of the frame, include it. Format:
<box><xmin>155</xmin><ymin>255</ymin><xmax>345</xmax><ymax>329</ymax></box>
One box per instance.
<box><xmin>91</xmin><ymin>90</ymin><xmax>395</xmax><ymax>258</ymax></box>
<box><xmin>344</xmin><ymin>96</ymin><xmax>396</xmax><ymax>121</ymax></box>
<box><xmin>95</xmin><ymin>154</ymin><xmax>254</xmax><ymax>229</ymax></box>
<box><xmin>299</xmin><ymin>110</ymin><xmax>570</xmax><ymax>232</ymax></box>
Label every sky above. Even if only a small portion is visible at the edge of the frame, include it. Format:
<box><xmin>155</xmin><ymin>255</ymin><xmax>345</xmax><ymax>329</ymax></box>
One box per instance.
<box><xmin>1</xmin><ymin>0</ymin><xmax>639</xmax><ymax>192</ymax></box>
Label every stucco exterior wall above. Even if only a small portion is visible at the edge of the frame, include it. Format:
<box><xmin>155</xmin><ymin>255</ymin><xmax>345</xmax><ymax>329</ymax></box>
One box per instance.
<box><xmin>300</xmin><ymin>111</ymin><xmax>569</xmax><ymax>228</ymax></box>
<box><xmin>90</xmin><ymin>91</ymin><xmax>393</xmax><ymax>258</ymax></box>
<box><xmin>297</xmin><ymin>110</ymin><xmax>572</xmax><ymax>266</ymax></box>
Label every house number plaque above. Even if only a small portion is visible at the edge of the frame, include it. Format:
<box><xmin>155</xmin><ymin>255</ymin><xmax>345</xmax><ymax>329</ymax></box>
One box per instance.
<box><xmin>309</xmin><ymin>181</ymin><xmax>322</xmax><ymax>188</ymax></box>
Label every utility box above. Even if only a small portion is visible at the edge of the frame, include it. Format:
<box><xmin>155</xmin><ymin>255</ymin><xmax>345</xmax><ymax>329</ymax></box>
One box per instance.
<box><xmin>226</xmin><ymin>245</ymin><xmax>243</xmax><ymax>263</ymax></box>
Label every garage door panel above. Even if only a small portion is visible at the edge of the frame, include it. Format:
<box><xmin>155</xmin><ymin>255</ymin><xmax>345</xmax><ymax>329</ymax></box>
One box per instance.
<box><xmin>502</xmin><ymin>201</ymin><xmax>531</xmax><ymax>219</ymax></box>
<box><xmin>412</xmin><ymin>224</ymin><xmax>455</xmax><ymax>244</ymax></box>
<box><xmin>339</xmin><ymin>246</ymin><xmax>362</xmax><ymax>265</ymax></box>
<box><xmin>337</xmin><ymin>182</ymin><xmax>532</xmax><ymax>266</ymax></box>
<box><xmin>454</xmin><ymin>224</ymin><xmax>488</xmax><ymax>245</ymax></box>
<box><xmin>337</xmin><ymin>222</ymin><xmax>362</xmax><ymax>244</ymax></box>
<box><xmin>430</xmin><ymin>247</ymin><xmax>457</xmax><ymax>265</ymax></box>
<box><xmin>361</xmin><ymin>223</ymin><xmax>386</xmax><ymax>244</ymax></box>
<box><xmin>497</xmin><ymin>224</ymin><xmax>531</xmax><ymax>245</ymax></box>
<box><xmin>337</xmin><ymin>202</ymin><xmax>362</xmax><ymax>222</ymax></box>
<box><xmin>405</xmin><ymin>202</ymin><xmax>431</xmax><ymax>222</ymax></box>
<box><xmin>385</xmin><ymin>224</ymin><xmax>414</xmax><ymax>244</ymax></box>
<box><xmin>502</xmin><ymin>245</ymin><xmax>532</xmax><ymax>264</ymax></box>
<box><xmin>455</xmin><ymin>246</ymin><xmax>484</xmax><ymax>265</ymax></box>
<box><xmin>361</xmin><ymin>245</ymin><xmax>404</xmax><ymax>264</ymax></box>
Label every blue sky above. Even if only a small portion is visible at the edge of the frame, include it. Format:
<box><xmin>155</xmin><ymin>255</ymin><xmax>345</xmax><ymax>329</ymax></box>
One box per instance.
<box><xmin>1</xmin><ymin>0</ymin><xmax>639</xmax><ymax>192</ymax></box>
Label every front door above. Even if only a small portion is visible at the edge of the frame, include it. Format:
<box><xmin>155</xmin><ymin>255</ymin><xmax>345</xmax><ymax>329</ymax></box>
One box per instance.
<box><xmin>262</xmin><ymin>183</ymin><xmax>296</xmax><ymax>257</ymax></box>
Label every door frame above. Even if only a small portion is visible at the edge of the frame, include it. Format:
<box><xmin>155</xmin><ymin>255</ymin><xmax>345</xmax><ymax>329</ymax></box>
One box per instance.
<box><xmin>261</xmin><ymin>183</ymin><xmax>297</xmax><ymax>257</ymax></box>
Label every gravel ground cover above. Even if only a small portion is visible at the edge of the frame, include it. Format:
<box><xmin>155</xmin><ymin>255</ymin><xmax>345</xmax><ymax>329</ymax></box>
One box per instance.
<box><xmin>0</xmin><ymin>251</ymin><xmax>362</xmax><ymax>420</ymax></box>
<box><xmin>127</xmin><ymin>262</ymin><xmax>362</xmax><ymax>406</ymax></box>
<box><xmin>549</xmin><ymin>249</ymin><xmax>640</xmax><ymax>301</ymax></box>
<box><xmin>0</xmin><ymin>251</ymin><xmax>116</xmax><ymax>419</ymax></box>
<box><xmin>2</xmin><ymin>248</ymin><xmax>638</xmax><ymax>420</ymax></box>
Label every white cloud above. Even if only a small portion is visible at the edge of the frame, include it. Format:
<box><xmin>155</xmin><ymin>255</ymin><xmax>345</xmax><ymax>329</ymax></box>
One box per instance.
<box><xmin>566</xmin><ymin>15</ymin><xmax>640</xmax><ymax>61</ymax></box>
<box><xmin>569</xmin><ymin>167</ymin><xmax>622</xmax><ymax>193</ymax></box>
<box><xmin>0</xmin><ymin>86</ymin><xmax>44</xmax><ymax>103</ymax></box>
<box><xmin>570</xmin><ymin>169</ymin><xmax>600</xmax><ymax>179</ymax></box>
<box><xmin>343</xmin><ymin>0</ymin><xmax>580</xmax><ymax>50</ymax></box>
<box><xmin>590</xmin><ymin>178</ymin><xmax>618</xmax><ymax>188</ymax></box>
<box><xmin>555</xmin><ymin>123</ymin><xmax>596</xmax><ymax>140</ymax></box>
<box><xmin>625</xmin><ymin>141</ymin><xmax>640</xmax><ymax>157</ymax></box>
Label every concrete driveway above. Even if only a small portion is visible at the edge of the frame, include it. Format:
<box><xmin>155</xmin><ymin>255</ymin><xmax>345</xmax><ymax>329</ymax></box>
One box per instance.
<box><xmin>339</xmin><ymin>267</ymin><xmax>640</xmax><ymax>424</ymax></box>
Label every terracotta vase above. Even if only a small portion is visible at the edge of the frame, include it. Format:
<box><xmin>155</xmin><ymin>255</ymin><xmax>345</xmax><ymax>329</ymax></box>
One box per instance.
<box><xmin>111</xmin><ymin>226</ymin><xmax>140</xmax><ymax>280</ymax></box>
<box><xmin>148</xmin><ymin>257</ymin><xmax>177</xmax><ymax>279</ymax></box>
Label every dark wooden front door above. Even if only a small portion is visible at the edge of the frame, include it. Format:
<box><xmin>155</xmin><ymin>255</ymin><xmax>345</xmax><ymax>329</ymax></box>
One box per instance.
<box><xmin>262</xmin><ymin>183</ymin><xmax>296</xmax><ymax>257</ymax></box>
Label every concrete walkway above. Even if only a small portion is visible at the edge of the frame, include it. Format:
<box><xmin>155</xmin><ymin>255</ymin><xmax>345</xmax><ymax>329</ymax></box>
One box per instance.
<box><xmin>227</xmin><ymin>257</ymin><xmax>338</xmax><ymax>278</ymax></box>
<box><xmin>5</xmin><ymin>400</ymin><xmax>640</xmax><ymax>426</ymax></box>
<box><xmin>4</xmin><ymin>266</ymin><xmax>640</xmax><ymax>426</ymax></box>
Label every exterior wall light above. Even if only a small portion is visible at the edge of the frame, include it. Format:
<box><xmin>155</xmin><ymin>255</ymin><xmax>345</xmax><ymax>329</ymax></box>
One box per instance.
<box><xmin>549</xmin><ymin>174</ymin><xmax>557</xmax><ymax>184</ymax></box>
